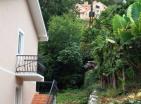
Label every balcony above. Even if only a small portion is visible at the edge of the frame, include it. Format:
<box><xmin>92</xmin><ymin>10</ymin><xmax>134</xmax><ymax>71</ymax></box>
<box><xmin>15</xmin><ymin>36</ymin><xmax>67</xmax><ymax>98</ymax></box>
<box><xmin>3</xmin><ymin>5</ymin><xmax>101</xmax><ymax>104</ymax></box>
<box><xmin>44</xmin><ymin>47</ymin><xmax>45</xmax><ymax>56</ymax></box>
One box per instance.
<box><xmin>15</xmin><ymin>55</ymin><xmax>44</xmax><ymax>81</ymax></box>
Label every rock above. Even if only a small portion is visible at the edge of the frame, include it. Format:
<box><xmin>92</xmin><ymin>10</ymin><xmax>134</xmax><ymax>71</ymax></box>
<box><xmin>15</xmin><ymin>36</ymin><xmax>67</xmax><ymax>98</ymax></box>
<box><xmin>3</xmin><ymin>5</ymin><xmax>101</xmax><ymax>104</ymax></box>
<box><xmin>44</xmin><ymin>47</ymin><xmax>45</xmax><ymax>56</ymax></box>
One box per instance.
<box><xmin>88</xmin><ymin>90</ymin><xmax>98</xmax><ymax>104</ymax></box>
<box><xmin>136</xmin><ymin>92</ymin><xmax>141</xmax><ymax>98</ymax></box>
<box><xmin>128</xmin><ymin>93</ymin><xmax>135</xmax><ymax>99</ymax></box>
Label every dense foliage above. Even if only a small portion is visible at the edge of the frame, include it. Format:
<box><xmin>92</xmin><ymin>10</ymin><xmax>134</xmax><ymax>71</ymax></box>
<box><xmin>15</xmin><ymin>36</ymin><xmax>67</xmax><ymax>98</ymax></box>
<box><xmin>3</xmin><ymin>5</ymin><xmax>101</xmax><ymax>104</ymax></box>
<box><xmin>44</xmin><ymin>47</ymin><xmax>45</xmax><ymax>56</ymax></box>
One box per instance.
<box><xmin>39</xmin><ymin>0</ymin><xmax>79</xmax><ymax>27</ymax></box>
<box><xmin>39</xmin><ymin>13</ymin><xmax>85</xmax><ymax>89</ymax></box>
<box><xmin>81</xmin><ymin>0</ymin><xmax>141</xmax><ymax>94</ymax></box>
<box><xmin>39</xmin><ymin>2</ymin><xmax>141</xmax><ymax>103</ymax></box>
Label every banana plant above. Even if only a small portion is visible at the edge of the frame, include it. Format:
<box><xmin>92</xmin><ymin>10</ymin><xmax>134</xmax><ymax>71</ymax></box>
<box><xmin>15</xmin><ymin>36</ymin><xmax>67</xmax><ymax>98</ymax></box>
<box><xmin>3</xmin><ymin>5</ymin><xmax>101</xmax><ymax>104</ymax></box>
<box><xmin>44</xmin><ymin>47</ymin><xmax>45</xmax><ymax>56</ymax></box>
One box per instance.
<box><xmin>112</xmin><ymin>14</ymin><xmax>133</xmax><ymax>44</ymax></box>
<box><xmin>127</xmin><ymin>0</ymin><xmax>141</xmax><ymax>36</ymax></box>
<box><xmin>127</xmin><ymin>0</ymin><xmax>141</xmax><ymax>23</ymax></box>
<box><xmin>112</xmin><ymin>0</ymin><xmax>141</xmax><ymax>44</ymax></box>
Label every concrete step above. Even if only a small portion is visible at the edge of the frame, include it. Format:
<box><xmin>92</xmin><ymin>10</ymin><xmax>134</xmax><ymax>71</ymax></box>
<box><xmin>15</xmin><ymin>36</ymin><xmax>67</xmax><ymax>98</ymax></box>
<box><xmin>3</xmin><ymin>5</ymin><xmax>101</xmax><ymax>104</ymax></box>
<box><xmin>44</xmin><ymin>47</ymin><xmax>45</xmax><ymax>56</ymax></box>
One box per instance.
<box><xmin>32</xmin><ymin>93</ymin><xmax>53</xmax><ymax>104</ymax></box>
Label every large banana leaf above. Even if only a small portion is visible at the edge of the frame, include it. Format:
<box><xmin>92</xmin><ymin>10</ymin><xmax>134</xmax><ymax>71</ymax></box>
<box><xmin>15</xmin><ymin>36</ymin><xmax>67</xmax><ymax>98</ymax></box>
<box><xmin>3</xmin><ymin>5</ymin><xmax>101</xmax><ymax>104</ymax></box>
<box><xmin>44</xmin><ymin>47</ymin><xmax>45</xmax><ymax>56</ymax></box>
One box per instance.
<box><xmin>127</xmin><ymin>1</ymin><xmax>141</xmax><ymax>23</ymax></box>
<box><xmin>112</xmin><ymin>15</ymin><xmax>133</xmax><ymax>43</ymax></box>
<box><xmin>130</xmin><ymin>13</ymin><xmax>141</xmax><ymax>36</ymax></box>
<box><xmin>120</xmin><ymin>31</ymin><xmax>133</xmax><ymax>44</ymax></box>
<box><xmin>112</xmin><ymin>15</ymin><xmax>127</xmax><ymax>33</ymax></box>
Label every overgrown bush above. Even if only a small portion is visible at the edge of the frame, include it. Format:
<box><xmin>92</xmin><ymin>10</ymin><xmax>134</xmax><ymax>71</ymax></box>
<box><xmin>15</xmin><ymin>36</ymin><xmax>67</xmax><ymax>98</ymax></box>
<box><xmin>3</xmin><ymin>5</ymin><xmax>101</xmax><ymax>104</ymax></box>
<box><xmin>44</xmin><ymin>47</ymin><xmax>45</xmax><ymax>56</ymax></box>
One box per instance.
<box><xmin>39</xmin><ymin>13</ymin><xmax>85</xmax><ymax>89</ymax></box>
<box><xmin>98</xmin><ymin>88</ymin><xmax>120</xmax><ymax>98</ymax></box>
<box><xmin>57</xmin><ymin>89</ymin><xmax>88</xmax><ymax>104</ymax></box>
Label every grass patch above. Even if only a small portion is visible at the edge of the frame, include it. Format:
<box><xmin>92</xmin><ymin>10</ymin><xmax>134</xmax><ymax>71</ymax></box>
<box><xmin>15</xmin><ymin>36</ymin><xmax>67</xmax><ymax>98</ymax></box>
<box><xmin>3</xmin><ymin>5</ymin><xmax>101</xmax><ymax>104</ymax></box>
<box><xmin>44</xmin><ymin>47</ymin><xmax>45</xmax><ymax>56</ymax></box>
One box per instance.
<box><xmin>57</xmin><ymin>89</ymin><xmax>88</xmax><ymax>104</ymax></box>
<box><xmin>97</xmin><ymin>88</ymin><xmax>120</xmax><ymax>98</ymax></box>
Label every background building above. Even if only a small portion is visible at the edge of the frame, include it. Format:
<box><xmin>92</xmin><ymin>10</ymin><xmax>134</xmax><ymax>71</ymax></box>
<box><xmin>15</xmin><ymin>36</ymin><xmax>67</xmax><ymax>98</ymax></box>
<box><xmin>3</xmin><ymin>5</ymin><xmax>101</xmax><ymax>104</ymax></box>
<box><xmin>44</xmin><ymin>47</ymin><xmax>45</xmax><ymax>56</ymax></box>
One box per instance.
<box><xmin>75</xmin><ymin>0</ymin><xmax>107</xmax><ymax>20</ymax></box>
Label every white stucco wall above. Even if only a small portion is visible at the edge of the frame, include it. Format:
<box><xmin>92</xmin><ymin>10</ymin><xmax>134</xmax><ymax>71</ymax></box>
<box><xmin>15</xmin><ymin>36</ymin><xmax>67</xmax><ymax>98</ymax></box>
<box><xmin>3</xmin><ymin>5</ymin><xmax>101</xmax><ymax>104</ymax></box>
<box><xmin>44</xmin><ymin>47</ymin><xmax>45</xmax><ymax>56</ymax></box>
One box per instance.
<box><xmin>23</xmin><ymin>81</ymin><xmax>36</xmax><ymax>104</ymax></box>
<box><xmin>0</xmin><ymin>68</ymin><xmax>15</xmax><ymax>104</ymax></box>
<box><xmin>0</xmin><ymin>0</ymin><xmax>39</xmax><ymax>104</ymax></box>
<box><xmin>0</xmin><ymin>0</ymin><xmax>38</xmax><ymax>71</ymax></box>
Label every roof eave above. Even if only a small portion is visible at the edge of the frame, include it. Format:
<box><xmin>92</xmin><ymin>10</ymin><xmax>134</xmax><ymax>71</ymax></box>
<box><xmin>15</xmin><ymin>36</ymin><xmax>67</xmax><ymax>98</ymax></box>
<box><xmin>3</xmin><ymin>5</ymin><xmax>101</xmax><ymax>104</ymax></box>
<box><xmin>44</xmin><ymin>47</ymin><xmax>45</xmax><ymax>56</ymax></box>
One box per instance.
<box><xmin>27</xmin><ymin>0</ymin><xmax>48</xmax><ymax>41</ymax></box>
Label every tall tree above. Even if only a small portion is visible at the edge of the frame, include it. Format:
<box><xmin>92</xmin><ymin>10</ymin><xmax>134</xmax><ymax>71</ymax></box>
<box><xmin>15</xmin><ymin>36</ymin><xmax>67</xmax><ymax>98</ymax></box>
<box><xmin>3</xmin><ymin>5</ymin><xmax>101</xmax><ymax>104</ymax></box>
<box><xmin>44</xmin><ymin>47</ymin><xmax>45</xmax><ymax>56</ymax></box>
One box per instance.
<box><xmin>39</xmin><ymin>0</ymin><xmax>79</xmax><ymax>27</ymax></box>
<box><xmin>39</xmin><ymin>14</ymin><xmax>85</xmax><ymax>88</ymax></box>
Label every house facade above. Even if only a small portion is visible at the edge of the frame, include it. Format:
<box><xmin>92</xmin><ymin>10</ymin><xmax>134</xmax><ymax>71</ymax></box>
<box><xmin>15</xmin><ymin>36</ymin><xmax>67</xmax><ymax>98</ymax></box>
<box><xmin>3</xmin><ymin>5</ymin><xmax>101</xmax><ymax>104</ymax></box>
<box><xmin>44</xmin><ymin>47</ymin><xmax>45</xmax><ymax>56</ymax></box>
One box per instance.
<box><xmin>76</xmin><ymin>0</ymin><xmax>107</xmax><ymax>20</ymax></box>
<box><xmin>92</xmin><ymin>1</ymin><xmax>107</xmax><ymax>18</ymax></box>
<box><xmin>0</xmin><ymin>0</ymin><xmax>48</xmax><ymax>104</ymax></box>
<box><xmin>76</xmin><ymin>2</ymin><xmax>91</xmax><ymax>20</ymax></box>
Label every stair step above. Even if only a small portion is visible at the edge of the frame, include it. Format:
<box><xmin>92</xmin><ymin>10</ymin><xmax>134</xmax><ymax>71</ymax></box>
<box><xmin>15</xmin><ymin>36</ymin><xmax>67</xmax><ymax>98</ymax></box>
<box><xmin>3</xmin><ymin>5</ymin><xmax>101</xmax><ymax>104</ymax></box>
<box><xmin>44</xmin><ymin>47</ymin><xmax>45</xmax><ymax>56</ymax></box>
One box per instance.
<box><xmin>32</xmin><ymin>93</ymin><xmax>53</xmax><ymax>104</ymax></box>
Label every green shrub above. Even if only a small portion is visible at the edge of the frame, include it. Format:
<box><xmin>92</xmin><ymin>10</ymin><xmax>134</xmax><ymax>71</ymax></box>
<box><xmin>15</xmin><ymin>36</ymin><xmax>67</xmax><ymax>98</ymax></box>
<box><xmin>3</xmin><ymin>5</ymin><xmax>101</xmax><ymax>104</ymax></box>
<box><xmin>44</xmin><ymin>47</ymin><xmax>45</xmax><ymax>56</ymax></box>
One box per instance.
<box><xmin>98</xmin><ymin>88</ymin><xmax>119</xmax><ymax>97</ymax></box>
<box><xmin>84</xmin><ymin>70</ymin><xmax>98</xmax><ymax>87</ymax></box>
<box><xmin>57</xmin><ymin>89</ymin><xmax>88</xmax><ymax>104</ymax></box>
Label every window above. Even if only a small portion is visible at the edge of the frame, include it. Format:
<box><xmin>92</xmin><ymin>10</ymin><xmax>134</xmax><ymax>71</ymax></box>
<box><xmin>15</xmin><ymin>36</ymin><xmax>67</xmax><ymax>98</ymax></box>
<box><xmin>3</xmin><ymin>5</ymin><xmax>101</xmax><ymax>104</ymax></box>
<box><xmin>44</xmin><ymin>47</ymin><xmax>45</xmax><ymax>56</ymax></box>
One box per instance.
<box><xmin>96</xmin><ymin>5</ymin><xmax>100</xmax><ymax>8</ymax></box>
<box><xmin>18</xmin><ymin>30</ymin><xmax>24</xmax><ymax>55</ymax></box>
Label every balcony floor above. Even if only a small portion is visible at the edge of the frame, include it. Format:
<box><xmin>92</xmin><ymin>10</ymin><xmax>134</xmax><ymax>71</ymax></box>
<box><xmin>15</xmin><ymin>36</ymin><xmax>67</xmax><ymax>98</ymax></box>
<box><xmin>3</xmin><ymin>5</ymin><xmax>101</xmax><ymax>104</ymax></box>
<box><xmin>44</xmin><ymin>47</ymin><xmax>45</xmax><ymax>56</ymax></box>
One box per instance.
<box><xmin>15</xmin><ymin>72</ymin><xmax>44</xmax><ymax>81</ymax></box>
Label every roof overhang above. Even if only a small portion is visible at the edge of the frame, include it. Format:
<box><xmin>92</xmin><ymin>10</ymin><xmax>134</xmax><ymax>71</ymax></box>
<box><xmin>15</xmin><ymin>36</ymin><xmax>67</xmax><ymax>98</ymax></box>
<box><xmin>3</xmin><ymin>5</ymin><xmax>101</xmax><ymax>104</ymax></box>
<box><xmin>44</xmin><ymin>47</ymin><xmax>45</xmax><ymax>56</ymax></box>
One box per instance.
<box><xmin>27</xmin><ymin>0</ymin><xmax>48</xmax><ymax>41</ymax></box>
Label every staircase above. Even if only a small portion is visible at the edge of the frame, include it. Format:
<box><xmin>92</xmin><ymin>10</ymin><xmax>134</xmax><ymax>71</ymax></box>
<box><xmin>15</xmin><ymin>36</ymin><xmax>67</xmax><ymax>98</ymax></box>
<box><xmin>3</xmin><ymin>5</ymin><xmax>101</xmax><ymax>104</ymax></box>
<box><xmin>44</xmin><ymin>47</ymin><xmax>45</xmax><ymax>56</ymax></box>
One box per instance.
<box><xmin>32</xmin><ymin>93</ymin><xmax>52</xmax><ymax>104</ymax></box>
<box><xmin>32</xmin><ymin>80</ymin><xmax>58</xmax><ymax>104</ymax></box>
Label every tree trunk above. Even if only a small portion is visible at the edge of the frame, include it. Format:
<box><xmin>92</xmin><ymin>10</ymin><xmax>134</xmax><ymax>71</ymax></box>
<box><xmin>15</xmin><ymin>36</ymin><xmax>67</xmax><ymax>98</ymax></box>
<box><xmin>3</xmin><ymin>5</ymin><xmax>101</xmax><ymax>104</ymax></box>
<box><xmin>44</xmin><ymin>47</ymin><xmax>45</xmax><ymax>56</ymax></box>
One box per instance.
<box><xmin>112</xmin><ymin>72</ymin><xmax>116</xmax><ymax>89</ymax></box>
<box><xmin>100</xmin><ymin>76</ymin><xmax>103</xmax><ymax>88</ymax></box>
<box><xmin>122</xmin><ymin>69</ymin><xmax>125</xmax><ymax>93</ymax></box>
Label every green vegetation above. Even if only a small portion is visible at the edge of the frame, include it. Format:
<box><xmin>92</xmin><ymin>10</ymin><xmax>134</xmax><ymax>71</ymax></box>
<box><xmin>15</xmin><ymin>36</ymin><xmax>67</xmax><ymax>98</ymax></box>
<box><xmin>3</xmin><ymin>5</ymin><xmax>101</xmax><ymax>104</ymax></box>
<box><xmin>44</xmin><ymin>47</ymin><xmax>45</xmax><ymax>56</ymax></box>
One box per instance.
<box><xmin>80</xmin><ymin>0</ymin><xmax>141</xmax><ymax>103</ymax></box>
<box><xmin>57</xmin><ymin>89</ymin><xmax>88</xmax><ymax>104</ymax></box>
<box><xmin>39</xmin><ymin>0</ymin><xmax>141</xmax><ymax>103</ymax></box>
<box><xmin>39</xmin><ymin>0</ymin><xmax>79</xmax><ymax>27</ymax></box>
<box><xmin>39</xmin><ymin>13</ymin><xmax>85</xmax><ymax>89</ymax></box>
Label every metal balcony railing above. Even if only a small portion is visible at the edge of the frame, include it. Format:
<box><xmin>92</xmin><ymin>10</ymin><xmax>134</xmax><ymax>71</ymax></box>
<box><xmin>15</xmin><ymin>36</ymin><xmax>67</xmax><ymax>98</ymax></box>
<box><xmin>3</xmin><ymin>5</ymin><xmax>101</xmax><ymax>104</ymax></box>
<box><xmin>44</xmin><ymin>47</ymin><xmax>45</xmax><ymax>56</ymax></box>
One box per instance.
<box><xmin>47</xmin><ymin>80</ymin><xmax>58</xmax><ymax>104</ymax></box>
<box><xmin>16</xmin><ymin>55</ymin><xmax>38</xmax><ymax>73</ymax></box>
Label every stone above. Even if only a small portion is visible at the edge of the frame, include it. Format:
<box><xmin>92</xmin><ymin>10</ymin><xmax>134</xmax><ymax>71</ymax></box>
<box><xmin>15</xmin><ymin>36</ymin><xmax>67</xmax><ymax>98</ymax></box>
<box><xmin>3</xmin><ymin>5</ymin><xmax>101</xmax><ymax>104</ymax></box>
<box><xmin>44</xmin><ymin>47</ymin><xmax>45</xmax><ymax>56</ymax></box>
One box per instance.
<box><xmin>128</xmin><ymin>93</ymin><xmax>135</xmax><ymax>99</ymax></box>
<box><xmin>136</xmin><ymin>92</ymin><xmax>141</xmax><ymax>98</ymax></box>
<box><xmin>88</xmin><ymin>90</ymin><xmax>98</xmax><ymax>104</ymax></box>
